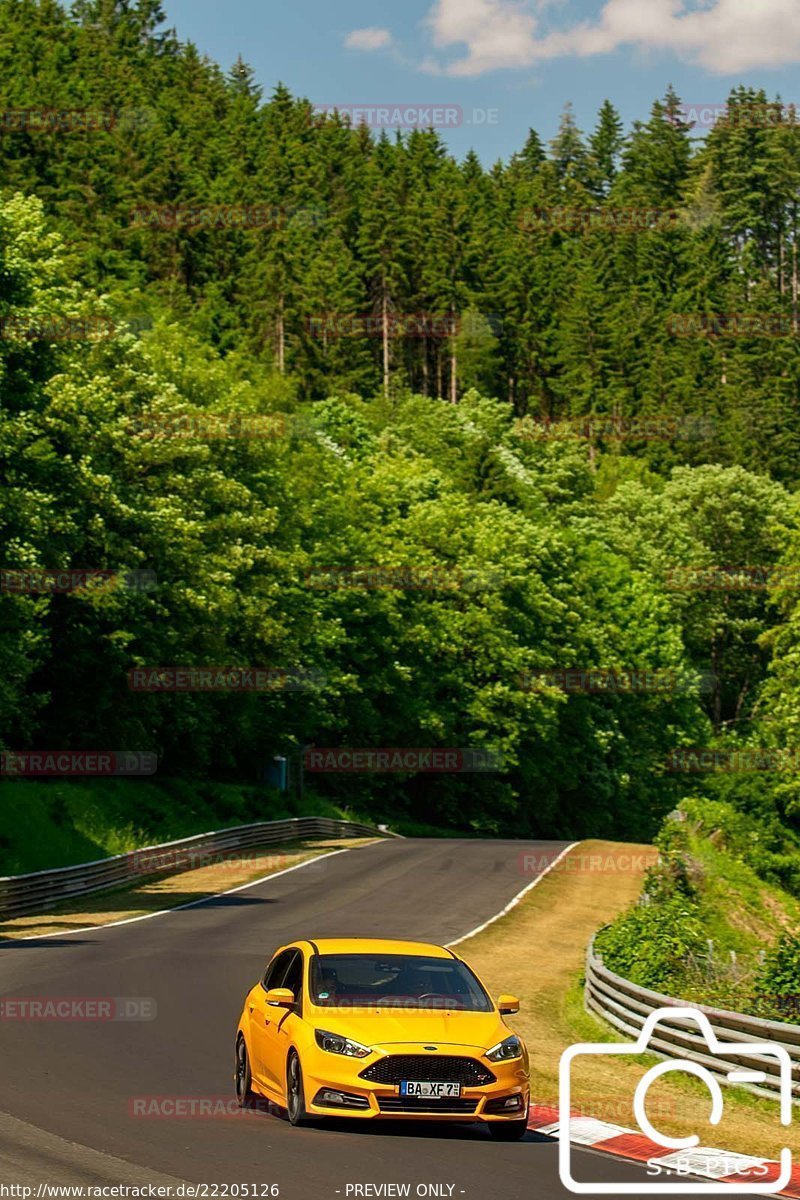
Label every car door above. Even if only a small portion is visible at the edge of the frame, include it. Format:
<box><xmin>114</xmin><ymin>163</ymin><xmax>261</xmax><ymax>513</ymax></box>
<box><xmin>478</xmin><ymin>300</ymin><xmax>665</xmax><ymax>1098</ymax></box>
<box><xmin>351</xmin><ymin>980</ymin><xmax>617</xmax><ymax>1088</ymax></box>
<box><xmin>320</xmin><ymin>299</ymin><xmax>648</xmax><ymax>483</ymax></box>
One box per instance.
<box><xmin>248</xmin><ymin>949</ymin><xmax>296</xmax><ymax>1095</ymax></box>
<box><xmin>257</xmin><ymin>948</ymin><xmax>305</xmax><ymax>1102</ymax></box>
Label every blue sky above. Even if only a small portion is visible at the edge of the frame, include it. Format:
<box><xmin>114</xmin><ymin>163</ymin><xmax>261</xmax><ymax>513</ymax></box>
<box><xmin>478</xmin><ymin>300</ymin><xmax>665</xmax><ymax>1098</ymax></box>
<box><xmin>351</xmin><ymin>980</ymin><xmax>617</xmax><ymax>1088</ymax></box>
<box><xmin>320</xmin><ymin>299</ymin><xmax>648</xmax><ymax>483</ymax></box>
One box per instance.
<box><xmin>160</xmin><ymin>0</ymin><xmax>800</xmax><ymax>163</ymax></box>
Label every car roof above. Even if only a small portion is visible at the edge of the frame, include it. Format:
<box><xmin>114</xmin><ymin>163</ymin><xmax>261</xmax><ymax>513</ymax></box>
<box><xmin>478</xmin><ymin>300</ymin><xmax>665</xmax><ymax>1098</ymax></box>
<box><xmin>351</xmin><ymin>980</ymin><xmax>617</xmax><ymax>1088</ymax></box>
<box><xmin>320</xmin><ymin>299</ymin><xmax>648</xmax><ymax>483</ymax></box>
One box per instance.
<box><xmin>297</xmin><ymin>937</ymin><xmax>453</xmax><ymax>958</ymax></box>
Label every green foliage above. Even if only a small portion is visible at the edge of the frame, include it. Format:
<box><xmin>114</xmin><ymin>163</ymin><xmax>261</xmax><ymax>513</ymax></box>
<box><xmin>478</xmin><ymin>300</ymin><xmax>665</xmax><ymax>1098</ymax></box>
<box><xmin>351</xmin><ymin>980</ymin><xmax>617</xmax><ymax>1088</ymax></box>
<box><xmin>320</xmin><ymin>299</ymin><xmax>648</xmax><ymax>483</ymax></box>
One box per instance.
<box><xmin>599</xmin><ymin>797</ymin><xmax>800</xmax><ymax>1013</ymax></box>
<box><xmin>2</xmin><ymin>3</ymin><xmax>800</xmax><ymax>853</ymax></box>
<box><xmin>754</xmin><ymin>934</ymin><xmax>800</xmax><ymax>1001</ymax></box>
<box><xmin>594</xmin><ymin>896</ymin><xmax>707</xmax><ymax>992</ymax></box>
<box><xmin>0</xmin><ymin>777</ymin><xmax>344</xmax><ymax>874</ymax></box>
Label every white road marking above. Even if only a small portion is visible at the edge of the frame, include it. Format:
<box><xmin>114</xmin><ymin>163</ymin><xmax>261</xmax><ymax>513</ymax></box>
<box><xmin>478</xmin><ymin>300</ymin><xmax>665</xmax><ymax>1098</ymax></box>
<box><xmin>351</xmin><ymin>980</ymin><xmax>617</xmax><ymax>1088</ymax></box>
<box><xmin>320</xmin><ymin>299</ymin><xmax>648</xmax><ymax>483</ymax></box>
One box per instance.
<box><xmin>447</xmin><ymin>842</ymin><xmax>579</xmax><ymax>946</ymax></box>
<box><xmin>1</xmin><ymin>844</ymin><xmax>375</xmax><ymax>943</ymax></box>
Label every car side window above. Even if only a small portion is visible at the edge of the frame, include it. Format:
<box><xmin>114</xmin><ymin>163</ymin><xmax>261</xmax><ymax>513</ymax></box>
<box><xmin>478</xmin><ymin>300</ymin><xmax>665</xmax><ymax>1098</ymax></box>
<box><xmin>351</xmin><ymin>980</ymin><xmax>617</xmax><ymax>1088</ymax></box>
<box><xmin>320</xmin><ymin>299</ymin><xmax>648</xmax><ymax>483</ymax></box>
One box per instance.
<box><xmin>262</xmin><ymin>949</ymin><xmax>294</xmax><ymax>991</ymax></box>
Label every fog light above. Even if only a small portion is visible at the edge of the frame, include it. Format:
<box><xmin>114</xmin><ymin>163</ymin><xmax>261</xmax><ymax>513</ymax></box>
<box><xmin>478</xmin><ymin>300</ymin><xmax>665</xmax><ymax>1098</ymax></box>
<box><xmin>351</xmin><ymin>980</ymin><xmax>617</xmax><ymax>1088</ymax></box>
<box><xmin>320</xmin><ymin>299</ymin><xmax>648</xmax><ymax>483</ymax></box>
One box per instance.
<box><xmin>485</xmin><ymin>1093</ymin><xmax>525</xmax><ymax>1114</ymax></box>
<box><xmin>313</xmin><ymin>1087</ymin><xmax>370</xmax><ymax>1110</ymax></box>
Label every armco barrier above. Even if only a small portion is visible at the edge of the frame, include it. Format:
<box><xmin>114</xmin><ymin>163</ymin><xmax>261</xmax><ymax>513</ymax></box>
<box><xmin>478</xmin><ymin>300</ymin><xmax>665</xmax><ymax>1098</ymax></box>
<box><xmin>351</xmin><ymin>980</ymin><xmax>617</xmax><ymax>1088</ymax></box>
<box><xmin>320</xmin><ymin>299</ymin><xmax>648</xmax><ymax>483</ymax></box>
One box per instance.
<box><xmin>0</xmin><ymin>817</ymin><xmax>385</xmax><ymax>919</ymax></box>
<box><xmin>585</xmin><ymin>941</ymin><xmax>800</xmax><ymax>1105</ymax></box>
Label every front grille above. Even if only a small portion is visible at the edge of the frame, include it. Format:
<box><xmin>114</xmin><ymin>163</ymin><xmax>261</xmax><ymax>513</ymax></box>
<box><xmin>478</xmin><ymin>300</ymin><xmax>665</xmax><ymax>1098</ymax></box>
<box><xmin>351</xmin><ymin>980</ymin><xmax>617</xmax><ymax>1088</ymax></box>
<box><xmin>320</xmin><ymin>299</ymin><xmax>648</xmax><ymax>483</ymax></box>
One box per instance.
<box><xmin>360</xmin><ymin>1055</ymin><xmax>495</xmax><ymax>1087</ymax></box>
<box><xmin>378</xmin><ymin>1096</ymin><xmax>478</xmax><ymax>1114</ymax></box>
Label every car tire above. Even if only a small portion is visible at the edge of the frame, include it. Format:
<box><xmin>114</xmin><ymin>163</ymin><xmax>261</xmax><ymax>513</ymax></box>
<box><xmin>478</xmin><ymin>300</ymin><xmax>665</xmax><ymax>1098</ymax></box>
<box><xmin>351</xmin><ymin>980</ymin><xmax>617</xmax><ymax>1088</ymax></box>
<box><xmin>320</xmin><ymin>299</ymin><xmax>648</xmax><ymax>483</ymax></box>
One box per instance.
<box><xmin>235</xmin><ymin>1036</ymin><xmax>255</xmax><ymax>1107</ymax></box>
<box><xmin>286</xmin><ymin>1050</ymin><xmax>309</xmax><ymax>1126</ymax></box>
<box><xmin>488</xmin><ymin>1118</ymin><xmax>528</xmax><ymax>1141</ymax></box>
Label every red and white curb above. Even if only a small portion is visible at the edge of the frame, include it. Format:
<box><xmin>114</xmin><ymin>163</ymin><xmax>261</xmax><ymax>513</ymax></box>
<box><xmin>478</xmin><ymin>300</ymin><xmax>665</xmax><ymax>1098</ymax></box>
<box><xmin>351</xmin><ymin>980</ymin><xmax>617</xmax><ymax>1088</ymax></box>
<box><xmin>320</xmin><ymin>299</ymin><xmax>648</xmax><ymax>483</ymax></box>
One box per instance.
<box><xmin>527</xmin><ymin>1105</ymin><xmax>800</xmax><ymax>1197</ymax></box>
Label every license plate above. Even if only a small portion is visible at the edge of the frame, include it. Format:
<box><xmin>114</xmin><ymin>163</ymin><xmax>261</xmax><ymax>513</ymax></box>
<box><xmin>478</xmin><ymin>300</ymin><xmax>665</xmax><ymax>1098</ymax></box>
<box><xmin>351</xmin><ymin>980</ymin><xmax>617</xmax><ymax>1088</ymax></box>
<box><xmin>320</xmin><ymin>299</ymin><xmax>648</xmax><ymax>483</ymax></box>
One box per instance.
<box><xmin>399</xmin><ymin>1081</ymin><xmax>461</xmax><ymax>1098</ymax></box>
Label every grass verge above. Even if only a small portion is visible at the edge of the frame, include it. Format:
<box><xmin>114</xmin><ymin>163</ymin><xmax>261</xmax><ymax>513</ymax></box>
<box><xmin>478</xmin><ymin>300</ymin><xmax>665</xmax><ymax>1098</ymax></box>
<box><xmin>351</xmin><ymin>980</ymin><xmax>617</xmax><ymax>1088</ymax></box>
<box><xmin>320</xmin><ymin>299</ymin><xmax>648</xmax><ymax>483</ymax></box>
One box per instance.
<box><xmin>461</xmin><ymin>839</ymin><xmax>790</xmax><ymax>1161</ymax></box>
<box><xmin>0</xmin><ymin>836</ymin><xmax>377</xmax><ymax>940</ymax></box>
<box><xmin>0</xmin><ymin>777</ymin><xmax>348</xmax><ymax>875</ymax></box>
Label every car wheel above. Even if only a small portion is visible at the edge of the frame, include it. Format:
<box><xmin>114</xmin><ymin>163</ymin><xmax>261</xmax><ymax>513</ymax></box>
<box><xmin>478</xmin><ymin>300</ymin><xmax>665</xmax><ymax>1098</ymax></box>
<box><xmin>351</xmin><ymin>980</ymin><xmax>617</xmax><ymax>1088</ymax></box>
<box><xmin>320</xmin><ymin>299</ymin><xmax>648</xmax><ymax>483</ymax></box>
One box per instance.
<box><xmin>235</xmin><ymin>1035</ymin><xmax>255</xmax><ymax>1107</ymax></box>
<box><xmin>488</xmin><ymin>1118</ymin><xmax>528</xmax><ymax>1141</ymax></box>
<box><xmin>286</xmin><ymin>1050</ymin><xmax>309</xmax><ymax>1126</ymax></box>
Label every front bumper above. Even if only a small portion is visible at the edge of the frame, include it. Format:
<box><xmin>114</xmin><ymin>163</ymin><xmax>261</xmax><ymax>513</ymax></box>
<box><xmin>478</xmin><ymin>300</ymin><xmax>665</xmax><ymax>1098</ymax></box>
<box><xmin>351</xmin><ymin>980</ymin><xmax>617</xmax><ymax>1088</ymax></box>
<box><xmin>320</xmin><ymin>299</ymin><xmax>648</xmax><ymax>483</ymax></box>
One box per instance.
<box><xmin>302</xmin><ymin>1043</ymin><xmax>530</xmax><ymax>1122</ymax></box>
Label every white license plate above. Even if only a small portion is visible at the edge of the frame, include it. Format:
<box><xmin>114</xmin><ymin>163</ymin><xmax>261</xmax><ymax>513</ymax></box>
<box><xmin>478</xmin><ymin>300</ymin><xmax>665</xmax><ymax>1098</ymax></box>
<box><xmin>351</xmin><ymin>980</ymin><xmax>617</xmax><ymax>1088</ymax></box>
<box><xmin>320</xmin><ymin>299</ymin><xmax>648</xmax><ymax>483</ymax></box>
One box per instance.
<box><xmin>399</xmin><ymin>1081</ymin><xmax>461</xmax><ymax>1098</ymax></box>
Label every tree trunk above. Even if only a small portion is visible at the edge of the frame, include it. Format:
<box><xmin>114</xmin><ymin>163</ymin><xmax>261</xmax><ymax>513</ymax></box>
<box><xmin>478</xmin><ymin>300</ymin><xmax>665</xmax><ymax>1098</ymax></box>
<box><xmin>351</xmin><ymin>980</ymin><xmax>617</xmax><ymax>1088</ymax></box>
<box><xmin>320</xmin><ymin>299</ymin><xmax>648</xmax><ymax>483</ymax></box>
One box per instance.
<box><xmin>277</xmin><ymin>295</ymin><xmax>285</xmax><ymax>374</ymax></box>
<box><xmin>711</xmin><ymin>633</ymin><xmax>721</xmax><ymax>732</ymax></box>
<box><xmin>779</xmin><ymin>230</ymin><xmax>785</xmax><ymax>296</ymax></box>
<box><xmin>793</xmin><ymin>216</ymin><xmax>798</xmax><ymax>335</ymax></box>
<box><xmin>382</xmin><ymin>285</ymin><xmax>390</xmax><ymax>398</ymax></box>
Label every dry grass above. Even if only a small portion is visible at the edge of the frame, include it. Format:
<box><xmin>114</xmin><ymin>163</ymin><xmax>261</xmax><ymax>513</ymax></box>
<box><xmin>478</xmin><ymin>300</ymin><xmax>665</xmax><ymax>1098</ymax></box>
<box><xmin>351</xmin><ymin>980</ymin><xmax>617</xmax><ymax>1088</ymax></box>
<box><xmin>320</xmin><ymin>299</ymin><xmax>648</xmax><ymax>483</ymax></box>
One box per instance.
<box><xmin>0</xmin><ymin>837</ymin><xmax>377</xmax><ymax>941</ymax></box>
<box><xmin>460</xmin><ymin>839</ymin><xmax>791</xmax><ymax>1160</ymax></box>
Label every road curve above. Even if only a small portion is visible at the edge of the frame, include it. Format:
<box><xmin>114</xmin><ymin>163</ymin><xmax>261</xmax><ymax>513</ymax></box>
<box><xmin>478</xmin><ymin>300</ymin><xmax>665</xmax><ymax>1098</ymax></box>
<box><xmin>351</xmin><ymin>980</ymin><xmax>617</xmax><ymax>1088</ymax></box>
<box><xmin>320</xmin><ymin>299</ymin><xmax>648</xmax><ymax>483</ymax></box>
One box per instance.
<box><xmin>0</xmin><ymin>839</ymin><xmax>756</xmax><ymax>1198</ymax></box>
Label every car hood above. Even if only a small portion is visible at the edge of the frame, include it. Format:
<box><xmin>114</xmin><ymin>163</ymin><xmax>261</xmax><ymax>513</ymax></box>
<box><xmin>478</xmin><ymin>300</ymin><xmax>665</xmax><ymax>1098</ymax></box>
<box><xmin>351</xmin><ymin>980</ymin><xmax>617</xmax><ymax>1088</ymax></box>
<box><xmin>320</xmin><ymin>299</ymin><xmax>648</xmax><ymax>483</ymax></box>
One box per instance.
<box><xmin>310</xmin><ymin>1008</ymin><xmax>511</xmax><ymax>1051</ymax></box>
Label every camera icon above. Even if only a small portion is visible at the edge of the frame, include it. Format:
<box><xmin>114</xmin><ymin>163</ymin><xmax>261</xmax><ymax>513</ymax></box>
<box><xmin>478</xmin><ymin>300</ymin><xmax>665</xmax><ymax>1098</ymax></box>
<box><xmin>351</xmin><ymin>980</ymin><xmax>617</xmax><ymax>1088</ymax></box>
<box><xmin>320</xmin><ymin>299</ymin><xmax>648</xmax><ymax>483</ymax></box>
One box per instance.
<box><xmin>559</xmin><ymin>1006</ymin><xmax>793</xmax><ymax>1194</ymax></box>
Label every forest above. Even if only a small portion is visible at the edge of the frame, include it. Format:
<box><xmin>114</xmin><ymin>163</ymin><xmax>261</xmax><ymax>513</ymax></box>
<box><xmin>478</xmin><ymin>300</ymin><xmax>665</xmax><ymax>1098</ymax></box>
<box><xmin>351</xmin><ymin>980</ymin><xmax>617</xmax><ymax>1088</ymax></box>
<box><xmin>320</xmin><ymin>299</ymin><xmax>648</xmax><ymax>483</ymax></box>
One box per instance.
<box><xmin>2</xmin><ymin>0</ymin><xmax>800</xmax><ymax>849</ymax></box>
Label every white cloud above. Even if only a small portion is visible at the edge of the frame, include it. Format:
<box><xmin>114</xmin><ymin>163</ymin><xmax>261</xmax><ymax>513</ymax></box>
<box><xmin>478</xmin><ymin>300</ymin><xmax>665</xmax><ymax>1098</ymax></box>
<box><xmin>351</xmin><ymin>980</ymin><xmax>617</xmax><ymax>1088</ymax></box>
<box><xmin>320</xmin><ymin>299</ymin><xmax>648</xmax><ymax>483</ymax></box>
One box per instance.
<box><xmin>344</xmin><ymin>27</ymin><xmax>393</xmax><ymax>52</ymax></box>
<box><xmin>423</xmin><ymin>0</ymin><xmax>800</xmax><ymax>75</ymax></box>
<box><xmin>423</xmin><ymin>0</ymin><xmax>541</xmax><ymax>75</ymax></box>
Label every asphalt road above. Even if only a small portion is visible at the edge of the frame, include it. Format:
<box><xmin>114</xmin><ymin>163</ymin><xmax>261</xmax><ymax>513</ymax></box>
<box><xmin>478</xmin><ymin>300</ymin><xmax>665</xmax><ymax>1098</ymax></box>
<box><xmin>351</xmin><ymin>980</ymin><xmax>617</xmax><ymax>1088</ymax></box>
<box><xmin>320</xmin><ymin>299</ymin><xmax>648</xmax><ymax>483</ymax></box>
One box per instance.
<box><xmin>0</xmin><ymin>838</ymin><xmax>765</xmax><ymax>1198</ymax></box>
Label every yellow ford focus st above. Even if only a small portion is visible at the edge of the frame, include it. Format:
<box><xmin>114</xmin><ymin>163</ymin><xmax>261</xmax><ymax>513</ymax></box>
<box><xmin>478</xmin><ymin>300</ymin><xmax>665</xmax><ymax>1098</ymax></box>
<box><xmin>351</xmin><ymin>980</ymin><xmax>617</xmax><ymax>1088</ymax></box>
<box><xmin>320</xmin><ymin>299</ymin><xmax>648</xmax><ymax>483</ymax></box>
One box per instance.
<box><xmin>235</xmin><ymin>937</ymin><xmax>530</xmax><ymax>1138</ymax></box>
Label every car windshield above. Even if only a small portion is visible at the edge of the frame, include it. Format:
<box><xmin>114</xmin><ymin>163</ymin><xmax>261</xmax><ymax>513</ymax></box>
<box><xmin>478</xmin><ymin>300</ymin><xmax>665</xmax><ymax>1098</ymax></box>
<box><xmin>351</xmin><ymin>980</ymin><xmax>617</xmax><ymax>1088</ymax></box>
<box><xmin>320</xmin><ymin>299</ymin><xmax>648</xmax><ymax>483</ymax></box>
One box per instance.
<box><xmin>309</xmin><ymin>953</ymin><xmax>493</xmax><ymax>1010</ymax></box>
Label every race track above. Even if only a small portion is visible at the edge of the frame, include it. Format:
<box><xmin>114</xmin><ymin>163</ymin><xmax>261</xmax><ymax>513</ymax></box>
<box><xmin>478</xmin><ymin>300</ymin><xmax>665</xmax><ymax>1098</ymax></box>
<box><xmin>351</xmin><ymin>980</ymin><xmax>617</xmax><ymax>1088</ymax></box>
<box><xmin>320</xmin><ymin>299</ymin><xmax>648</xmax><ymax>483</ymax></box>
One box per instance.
<box><xmin>0</xmin><ymin>839</ymin><xmax>760</xmax><ymax>1198</ymax></box>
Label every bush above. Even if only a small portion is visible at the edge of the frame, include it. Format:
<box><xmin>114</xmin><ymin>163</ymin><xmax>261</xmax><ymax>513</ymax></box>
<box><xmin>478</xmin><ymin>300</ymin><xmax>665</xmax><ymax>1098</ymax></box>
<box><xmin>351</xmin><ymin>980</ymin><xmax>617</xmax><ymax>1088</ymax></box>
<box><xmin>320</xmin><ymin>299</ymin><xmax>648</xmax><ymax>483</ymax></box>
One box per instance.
<box><xmin>594</xmin><ymin>896</ymin><xmax>707</xmax><ymax>993</ymax></box>
<box><xmin>754</xmin><ymin>933</ymin><xmax>800</xmax><ymax>1001</ymax></box>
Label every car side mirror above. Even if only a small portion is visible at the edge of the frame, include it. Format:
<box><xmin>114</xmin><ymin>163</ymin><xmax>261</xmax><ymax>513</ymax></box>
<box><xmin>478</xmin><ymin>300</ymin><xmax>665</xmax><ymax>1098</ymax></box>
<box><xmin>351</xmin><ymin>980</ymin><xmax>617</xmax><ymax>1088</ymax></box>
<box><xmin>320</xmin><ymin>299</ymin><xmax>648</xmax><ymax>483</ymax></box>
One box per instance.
<box><xmin>498</xmin><ymin>994</ymin><xmax>520</xmax><ymax>1014</ymax></box>
<box><xmin>265</xmin><ymin>987</ymin><xmax>295</xmax><ymax>1007</ymax></box>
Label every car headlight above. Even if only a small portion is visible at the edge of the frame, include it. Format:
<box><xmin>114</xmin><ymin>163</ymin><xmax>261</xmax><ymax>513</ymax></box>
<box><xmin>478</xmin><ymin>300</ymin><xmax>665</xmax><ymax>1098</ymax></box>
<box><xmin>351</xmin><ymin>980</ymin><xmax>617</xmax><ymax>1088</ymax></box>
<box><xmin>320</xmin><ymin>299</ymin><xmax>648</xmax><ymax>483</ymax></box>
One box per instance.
<box><xmin>315</xmin><ymin>1029</ymin><xmax>371</xmax><ymax>1058</ymax></box>
<box><xmin>486</xmin><ymin>1034</ymin><xmax>523</xmax><ymax>1062</ymax></box>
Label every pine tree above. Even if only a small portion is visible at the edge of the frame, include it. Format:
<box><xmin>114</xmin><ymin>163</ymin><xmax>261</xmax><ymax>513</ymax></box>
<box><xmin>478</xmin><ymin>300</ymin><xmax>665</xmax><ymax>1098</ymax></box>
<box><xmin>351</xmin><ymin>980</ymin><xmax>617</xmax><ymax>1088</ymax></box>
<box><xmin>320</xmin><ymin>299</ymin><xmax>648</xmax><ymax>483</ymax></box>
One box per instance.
<box><xmin>549</xmin><ymin>103</ymin><xmax>591</xmax><ymax>185</ymax></box>
<box><xmin>588</xmin><ymin>100</ymin><xmax>624</xmax><ymax>196</ymax></box>
<box><xmin>356</xmin><ymin>136</ymin><xmax>411</xmax><ymax>396</ymax></box>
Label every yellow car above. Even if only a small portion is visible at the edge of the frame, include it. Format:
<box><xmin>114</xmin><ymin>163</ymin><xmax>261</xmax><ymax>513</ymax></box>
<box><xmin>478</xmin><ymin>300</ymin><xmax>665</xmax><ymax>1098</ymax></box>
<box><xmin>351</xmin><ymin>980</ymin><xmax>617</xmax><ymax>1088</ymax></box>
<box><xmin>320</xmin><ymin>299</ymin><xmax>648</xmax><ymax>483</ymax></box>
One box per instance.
<box><xmin>234</xmin><ymin>937</ymin><xmax>529</xmax><ymax>1139</ymax></box>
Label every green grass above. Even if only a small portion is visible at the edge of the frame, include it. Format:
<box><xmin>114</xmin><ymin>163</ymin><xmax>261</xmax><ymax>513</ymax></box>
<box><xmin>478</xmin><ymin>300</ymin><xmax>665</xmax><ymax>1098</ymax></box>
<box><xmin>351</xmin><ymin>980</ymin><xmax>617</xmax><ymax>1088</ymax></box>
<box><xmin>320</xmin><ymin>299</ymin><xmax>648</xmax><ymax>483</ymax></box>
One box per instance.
<box><xmin>0</xmin><ymin>778</ymin><xmax>346</xmax><ymax>875</ymax></box>
<box><xmin>597</xmin><ymin>798</ymin><xmax>800</xmax><ymax>1017</ymax></box>
<box><xmin>682</xmin><ymin>820</ymin><xmax>800</xmax><ymax>956</ymax></box>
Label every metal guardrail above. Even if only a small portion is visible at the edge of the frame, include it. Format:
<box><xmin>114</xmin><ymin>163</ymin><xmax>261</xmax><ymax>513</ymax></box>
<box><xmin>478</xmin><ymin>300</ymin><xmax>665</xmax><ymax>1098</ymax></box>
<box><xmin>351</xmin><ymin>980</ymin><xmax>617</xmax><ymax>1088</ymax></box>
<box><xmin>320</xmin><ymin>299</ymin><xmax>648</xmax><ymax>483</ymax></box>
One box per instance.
<box><xmin>585</xmin><ymin>942</ymin><xmax>800</xmax><ymax>1105</ymax></box>
<box><xmin>0</xmin><ymin>816</ymin><xmax>385</xmax><ymax>919</ymax></box>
